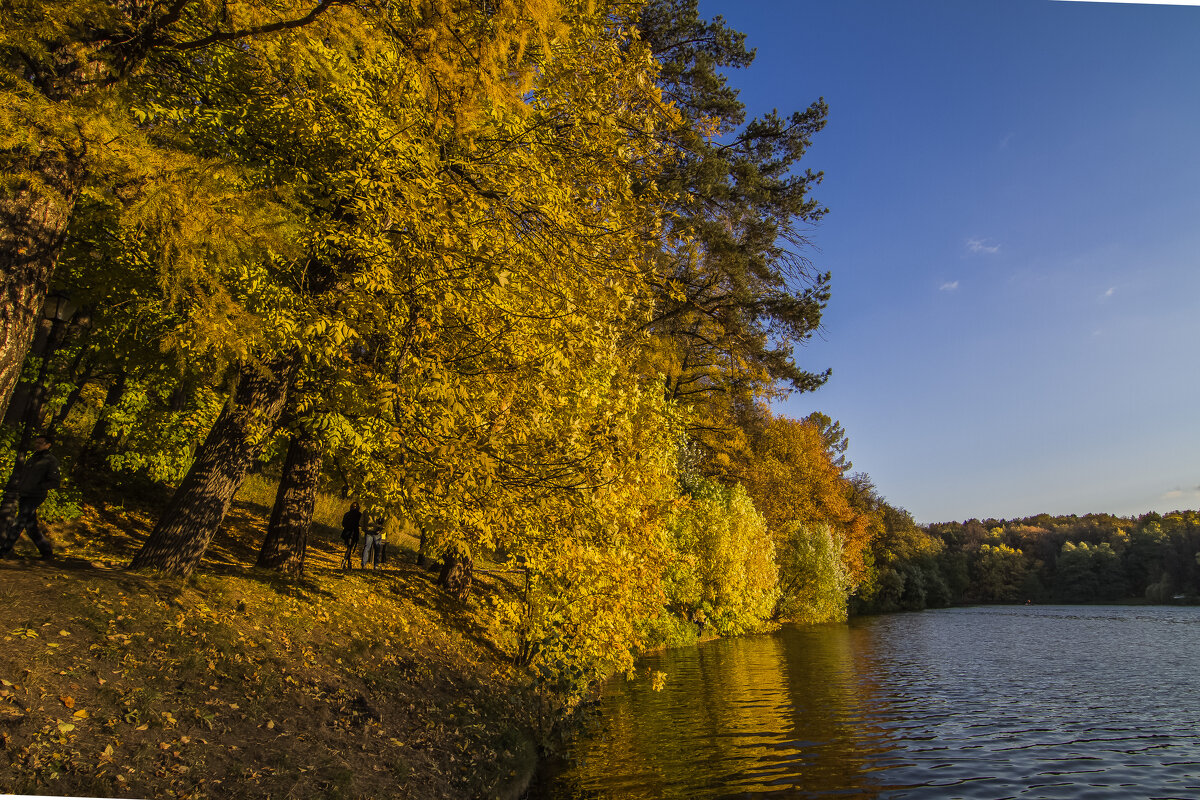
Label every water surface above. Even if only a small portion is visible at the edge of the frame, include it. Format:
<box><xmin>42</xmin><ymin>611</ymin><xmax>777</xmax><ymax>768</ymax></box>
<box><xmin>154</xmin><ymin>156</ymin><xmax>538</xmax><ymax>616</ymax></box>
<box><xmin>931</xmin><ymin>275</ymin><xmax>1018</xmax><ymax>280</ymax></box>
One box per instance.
<box><xmin>534</xmin><ymin>606</ymin><xmax>1200</xmax><ymax>799</ymax></box>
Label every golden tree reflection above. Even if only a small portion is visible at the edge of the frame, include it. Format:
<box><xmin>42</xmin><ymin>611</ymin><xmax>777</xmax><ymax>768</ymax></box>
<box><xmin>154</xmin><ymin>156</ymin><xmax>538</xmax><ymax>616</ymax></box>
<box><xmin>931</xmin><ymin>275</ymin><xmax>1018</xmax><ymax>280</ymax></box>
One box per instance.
<box><xmin>551</xmin><ymin>624</ymin><xmax>898</xmax><ymax>798</ymax></box>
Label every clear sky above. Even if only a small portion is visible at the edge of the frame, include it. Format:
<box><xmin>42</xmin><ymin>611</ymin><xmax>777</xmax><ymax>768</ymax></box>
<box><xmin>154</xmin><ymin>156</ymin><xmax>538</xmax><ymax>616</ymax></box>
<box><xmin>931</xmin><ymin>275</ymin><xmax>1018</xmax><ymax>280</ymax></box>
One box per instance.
<box><xmin>697</xmin><ymin>0</ymin><xmax>1200</xmax><ymax>524</ymax></box>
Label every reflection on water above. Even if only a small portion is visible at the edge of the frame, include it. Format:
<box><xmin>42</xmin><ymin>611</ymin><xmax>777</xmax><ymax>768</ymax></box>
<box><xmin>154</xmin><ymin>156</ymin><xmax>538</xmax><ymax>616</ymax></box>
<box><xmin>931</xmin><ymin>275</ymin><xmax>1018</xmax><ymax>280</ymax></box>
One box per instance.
<box><xmin>534</xmin><ymin>606</ymin><xmax>1200</xmax><ymax>799</ymax></box>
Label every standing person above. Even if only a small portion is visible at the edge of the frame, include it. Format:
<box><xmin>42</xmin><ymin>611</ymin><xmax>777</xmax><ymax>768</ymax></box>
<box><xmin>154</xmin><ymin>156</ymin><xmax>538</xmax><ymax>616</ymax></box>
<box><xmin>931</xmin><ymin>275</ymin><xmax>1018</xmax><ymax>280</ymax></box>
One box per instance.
<box><xmin>376</xmin><ymin>528</ymin><xmax>387</xmax><ymax>569</ymax></box>
<box><xmin>361</xmin><ymin>509</ymin><xmax>384</xmax><ymax>570</ymax></box>
<box><xmin>0</xmin><ymin>435</ymin><xmax>61</xmax><ymax>559</ymax></box>
<box><xmin>339</xmin><ymin>502</ymin><xmax>361</xmax><ymax>570</ymax></box>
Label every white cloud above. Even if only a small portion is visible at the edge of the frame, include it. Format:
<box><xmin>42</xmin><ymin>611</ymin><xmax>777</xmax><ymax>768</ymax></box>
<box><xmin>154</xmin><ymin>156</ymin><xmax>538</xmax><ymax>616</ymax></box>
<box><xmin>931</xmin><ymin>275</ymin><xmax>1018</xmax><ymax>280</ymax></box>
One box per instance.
<box><xmin>966</xmin><ymin>238</ymin><xmax>999</xmax><ymax>254</ymax></box>
<box><xmin>939</xmin><ymin>281</ymin><xmax>959</xmax><ymax>291</ymax></box>
<box><xmin>1163</xmin><ymin>489</ymin><xmax>1183</xmax><ymax>499</ymax></box>
<box><xmin>1103</xmin><ymin>287</ymin><xmax>1115</xmax><ymax>298</ymax></box>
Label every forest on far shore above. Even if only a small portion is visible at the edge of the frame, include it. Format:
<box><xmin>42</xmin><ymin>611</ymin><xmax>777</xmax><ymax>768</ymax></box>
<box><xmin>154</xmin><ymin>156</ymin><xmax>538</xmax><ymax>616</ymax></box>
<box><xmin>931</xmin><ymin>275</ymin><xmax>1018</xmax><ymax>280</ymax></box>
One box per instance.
<box><xmin>855</xmin><ymin>508</ymin><xmax>1200</xmax><ymax>614</ymax></box>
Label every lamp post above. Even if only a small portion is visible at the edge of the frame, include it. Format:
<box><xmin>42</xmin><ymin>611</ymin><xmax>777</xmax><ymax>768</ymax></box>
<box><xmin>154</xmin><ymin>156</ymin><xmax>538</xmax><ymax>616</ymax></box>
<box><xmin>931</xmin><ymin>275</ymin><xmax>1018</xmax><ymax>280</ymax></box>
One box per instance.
<box><xmin>0</xmin><ymin>291</ymin><xmax>75</xmax><ymax>529</ymax></box>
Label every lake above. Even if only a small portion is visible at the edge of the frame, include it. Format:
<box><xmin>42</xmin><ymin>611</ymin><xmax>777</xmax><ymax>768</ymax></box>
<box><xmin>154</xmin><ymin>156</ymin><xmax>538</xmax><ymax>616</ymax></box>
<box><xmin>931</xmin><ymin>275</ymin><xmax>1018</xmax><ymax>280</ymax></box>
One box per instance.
<box><xmin>531</xmin><ymin>606</ymin><xmax>1200</xmax><ymax>799</ymax></box>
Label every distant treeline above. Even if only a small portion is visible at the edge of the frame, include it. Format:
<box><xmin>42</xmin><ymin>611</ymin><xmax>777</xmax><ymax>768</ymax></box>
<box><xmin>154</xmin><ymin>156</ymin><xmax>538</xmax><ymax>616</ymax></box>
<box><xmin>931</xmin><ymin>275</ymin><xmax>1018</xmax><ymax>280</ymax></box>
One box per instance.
<box><xmin>853</xmin><ymin>510</ymin><xmax>1200</xmax><ymax>613</ymax></box>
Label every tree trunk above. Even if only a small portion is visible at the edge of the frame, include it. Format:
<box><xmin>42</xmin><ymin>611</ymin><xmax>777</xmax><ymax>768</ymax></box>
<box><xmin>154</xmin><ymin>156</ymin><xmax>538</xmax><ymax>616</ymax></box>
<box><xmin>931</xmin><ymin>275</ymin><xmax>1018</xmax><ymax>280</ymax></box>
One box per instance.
<box><xmin>130</xmin><ymin>357</ymin><xmax>294</xmax><ymax>577</ymax></box>
<box><xmin>0</xmin><ymin>316</ymin><xmax>70</xmax><ymax>532</ymax></box>
<box><xmin>438</xmin><ymin>549</ymin><xmax>474</xmax><ymax>601</ymax></box>
<box><xmin>255</xmin><ymin>430</ymin><xmax>322</xmax><ymax>576</ymax></box>
<box><xmin>416</xmin><ymin>527</ymin><xmax>429</xmax><ymax>567</ymax></box>
<box><xmin>79</xmin><ymin>371</ymin><xmax>127</xmax><ymax>473</ymax></box>
<box><xmin>0</xmin><ymin>143</ymin><xmax>87</xmax><ymax>421</ymax></box>
<box><xmin>47</xmin><ymin>370</ymin><xmax>90</xmax><ymax>436</ymax></box>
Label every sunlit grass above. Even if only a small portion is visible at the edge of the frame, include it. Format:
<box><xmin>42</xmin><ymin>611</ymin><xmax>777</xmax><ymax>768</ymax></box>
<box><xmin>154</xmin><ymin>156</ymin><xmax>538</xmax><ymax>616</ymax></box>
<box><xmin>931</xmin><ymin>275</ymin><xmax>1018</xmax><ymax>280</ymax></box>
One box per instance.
<box><xmin>233</xmin><ymin>473</ymin><xmax>423</xmax><ymax>554</ymax></box>
<box><xmin>0</xmin><ymin>495</ymin><xmax>538</xmax><ymax>799</ymax></box>
<box><xmin>233</xmin><ymin>473</ymin><xmax>347</xmax><ymax>530</ymax></box>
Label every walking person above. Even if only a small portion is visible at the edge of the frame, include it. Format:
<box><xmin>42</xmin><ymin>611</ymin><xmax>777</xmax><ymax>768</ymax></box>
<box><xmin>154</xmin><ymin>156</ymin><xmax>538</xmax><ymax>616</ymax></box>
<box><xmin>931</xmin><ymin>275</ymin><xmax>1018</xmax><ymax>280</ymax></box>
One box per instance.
<box><xmin>0</xmin><ymin>435</ymin><xmax>61</xmax><ymax>560</ymax></box>
<box><xmin>339</xmin><ymin>502</ymin><xmax>361</xmax><ymax>570</ymax></box>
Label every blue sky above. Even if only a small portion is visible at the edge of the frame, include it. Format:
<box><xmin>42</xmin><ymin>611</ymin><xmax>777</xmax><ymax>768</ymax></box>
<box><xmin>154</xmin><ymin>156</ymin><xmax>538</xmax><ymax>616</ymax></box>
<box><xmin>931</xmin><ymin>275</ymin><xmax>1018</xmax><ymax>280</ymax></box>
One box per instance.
<box><xmin>697</xmin><ymin>0</ymin><xmax>1200</xmax><ymax>523</ymax></box>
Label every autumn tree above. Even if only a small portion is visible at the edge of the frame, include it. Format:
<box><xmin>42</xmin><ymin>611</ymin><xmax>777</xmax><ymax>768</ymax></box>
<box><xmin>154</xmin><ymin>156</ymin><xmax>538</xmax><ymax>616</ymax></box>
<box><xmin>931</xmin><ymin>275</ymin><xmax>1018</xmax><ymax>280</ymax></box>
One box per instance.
<box><xmin>846</xmin><ymin>475</ymin><xmax>948</xmax><ymax>613</ymax></box>
<box><xmin>117</xmin><ymin>0</ymin><xmax>611</xmax><ymax>576</ymax></box>
<box><xmin>662</xmin><ymin>478</ymin><xmax>779</xmax><ymax>635</ymax></box>
<box><xmin>775</xmin><ymin>522</ymin><xmax>847</xmax><ymax>623</ymax></box>
<box><xmin>742</xmin><ymin>414</ymin><xmax>871</xmax><ymax>599</ymax></box>
<box><xmin>0</xmin><ymin>0</ymin><xmax>399</xmax><ymax>420</ymax></box>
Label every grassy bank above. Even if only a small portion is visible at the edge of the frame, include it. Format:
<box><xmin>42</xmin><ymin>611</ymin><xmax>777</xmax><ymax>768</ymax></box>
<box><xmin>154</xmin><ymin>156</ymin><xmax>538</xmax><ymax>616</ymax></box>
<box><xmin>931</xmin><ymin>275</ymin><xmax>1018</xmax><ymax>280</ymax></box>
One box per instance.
<box><xmin>0</xmin><ymin>485</ymin><xmax>544</xmax><ymax>799</ymax></box>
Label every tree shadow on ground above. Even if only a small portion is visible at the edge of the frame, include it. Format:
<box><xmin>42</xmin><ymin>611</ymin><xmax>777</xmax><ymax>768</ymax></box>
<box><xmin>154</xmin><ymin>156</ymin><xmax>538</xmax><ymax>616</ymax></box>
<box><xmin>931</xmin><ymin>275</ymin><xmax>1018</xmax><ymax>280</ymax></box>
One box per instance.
<box><xmin>325</xmin><ymin>559</ymin><xmax>515</xmax><ymax>664</ymax></box>
<box><xmin>37</xmin><ymin>483</ymin><xmax>518</xmax><ymax>657</ymax></box>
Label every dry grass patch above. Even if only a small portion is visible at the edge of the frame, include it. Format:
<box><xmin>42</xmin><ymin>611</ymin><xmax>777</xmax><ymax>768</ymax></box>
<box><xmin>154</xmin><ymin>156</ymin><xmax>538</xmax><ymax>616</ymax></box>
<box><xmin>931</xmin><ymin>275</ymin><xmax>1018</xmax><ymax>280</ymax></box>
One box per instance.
<box><xmin>0</xmin><ymin>495</ymin><xmax>540</xmax><ymax>799</ymax></box>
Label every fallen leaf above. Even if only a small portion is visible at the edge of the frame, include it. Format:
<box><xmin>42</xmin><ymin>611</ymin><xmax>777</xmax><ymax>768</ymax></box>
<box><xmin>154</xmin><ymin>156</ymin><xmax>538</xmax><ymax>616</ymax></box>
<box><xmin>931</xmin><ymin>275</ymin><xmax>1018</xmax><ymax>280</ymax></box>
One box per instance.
<box><xmin>60</xmin><ymin>696</ymin><xmax>75</xmax><ymax>709</ymax></box>
<box><xmin>73</xmin><ymin>709</ymin><xmax>88</xmax><ymax>719</ymax></box>
<box><xmin>57</xmin><ymin>722</ymin><xmax>75</xmax><ymax>733</ymax></box>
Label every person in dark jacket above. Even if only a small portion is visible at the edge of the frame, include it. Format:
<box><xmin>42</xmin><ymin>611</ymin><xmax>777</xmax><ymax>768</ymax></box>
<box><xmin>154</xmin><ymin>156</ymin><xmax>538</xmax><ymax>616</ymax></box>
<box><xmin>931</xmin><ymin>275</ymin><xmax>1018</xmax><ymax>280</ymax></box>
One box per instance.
<box><xmin>339</xmin><ymin>502</ymin><xmax>361</xmax><ymax>570</ymax></box>
<box><xmin>0</xmin><ymin>435</ymin><xmax>61</xmax><ymax>559</ymax></box>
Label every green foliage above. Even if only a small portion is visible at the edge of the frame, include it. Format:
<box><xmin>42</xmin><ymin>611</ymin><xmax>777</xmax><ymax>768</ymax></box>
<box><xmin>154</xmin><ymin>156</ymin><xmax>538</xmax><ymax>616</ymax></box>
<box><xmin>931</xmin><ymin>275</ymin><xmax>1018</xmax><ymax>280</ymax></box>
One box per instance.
<box><xmin>1145</xmin><ymin>574</ymin><xmax>1175</xmax><ymax>604</ymax></box>
<box><xmin>98</xmin><ymin>381</ymin><xmax>226</xmax><ymax>483</ymax></box>
<box><xmin>0</xmin><ymin>429</ymin><xmax>82</xmax><ymax>521</ymax></box>
<box><xmin>36</xmin><ymin>484</ymin><xmax>84</xmax><ymax>523</ymax></box>
<box><xmin>928</xmin><ymin>511</ymin><xmax>1200</xmax><ymax>604</ymax></box>
<box><xmin>775</xmin><ymin>522</ymin><xmax>847</xmax><ymax>624</ymax></box>
<box><xmin>863</xmin><ymin>560</ymin><xmax>951</xmax><ymax>614</ymax></box>
<box><xmin>1054</xmin><ymin>541</ymin><xmax>1126</xmax><ymax>602</ymax></box>
<box><xmin>971</xmin><ymin>543</ymin><xmax>1030</xmax><ymax>603</ymax></box>
<box><xmin>847</xmin><ymin>475</ymin><xmax>948</xmax><ymax>614</ymax></box>
<box><xmin>638</xmin><ymin>610</ymin><xmax>700</xmax><ymax>651</ymax></box>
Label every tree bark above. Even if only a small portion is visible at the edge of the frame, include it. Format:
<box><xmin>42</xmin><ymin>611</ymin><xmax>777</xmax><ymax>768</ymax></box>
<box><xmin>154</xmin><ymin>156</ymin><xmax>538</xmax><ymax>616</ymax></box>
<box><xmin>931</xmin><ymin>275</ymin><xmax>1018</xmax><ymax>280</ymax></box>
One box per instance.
<box><xmin>79</xmin><ymin>371</ymin><xmax>127</xmax><ymax>472</ymax></box>
<box><xmin>438</xmin><ymin>548</ymin><xmax>474</xmax><ymax>601</ymax></box>
<box><xmin>130</xmin><ymin>357</ymin><xmax>294</xmax><ymax>577</ymax></box>
<box><xmin>416</xmin><ymin>527</ymin><xmax>429</xmax><ymax>567</ymax></box>
<box><xmin>0</xmin><ymin>143</ymin><xmax>87</xmax><ymax>422</ymax></box>
<box><xmin>255</xmin><ymin>430</ymin><xmax>322</xmax><ymax>576</ymax></box>
<box><xmin>47</xmin><ymin>367</ymin><xmax>91</xmax><ymax>436</ymax></box>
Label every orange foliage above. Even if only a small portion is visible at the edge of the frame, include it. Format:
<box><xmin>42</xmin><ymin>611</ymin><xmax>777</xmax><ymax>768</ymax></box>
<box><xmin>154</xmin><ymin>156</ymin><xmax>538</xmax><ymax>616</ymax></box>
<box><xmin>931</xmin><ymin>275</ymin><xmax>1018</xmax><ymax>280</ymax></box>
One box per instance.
<box><xmin>742</xmin><ymin>416</ymin><xmax>872</xmax><ymax>588</ymax></box>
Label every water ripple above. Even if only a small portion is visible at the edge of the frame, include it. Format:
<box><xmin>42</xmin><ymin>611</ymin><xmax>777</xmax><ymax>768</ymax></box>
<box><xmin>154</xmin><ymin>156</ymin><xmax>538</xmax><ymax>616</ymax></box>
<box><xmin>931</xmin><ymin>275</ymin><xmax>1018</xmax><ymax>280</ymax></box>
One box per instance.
<box><xmin>533</xmin><ymin>606</ymin><xmax>1200</xmax><ymax>799</ymax></box>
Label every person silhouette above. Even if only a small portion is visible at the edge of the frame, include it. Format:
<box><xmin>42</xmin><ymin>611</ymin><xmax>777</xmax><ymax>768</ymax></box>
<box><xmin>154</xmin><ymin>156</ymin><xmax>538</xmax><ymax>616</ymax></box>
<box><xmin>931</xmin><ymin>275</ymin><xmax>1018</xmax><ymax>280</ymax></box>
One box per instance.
<box><xmin>0</xmin><ymin>435</ymin><xmax>61</xmax><ymax>560</ymax></box>
<box><xmin>339</xmin><ymin>502</ymin><xmax>361</xmax><ymax>569</ymax></box>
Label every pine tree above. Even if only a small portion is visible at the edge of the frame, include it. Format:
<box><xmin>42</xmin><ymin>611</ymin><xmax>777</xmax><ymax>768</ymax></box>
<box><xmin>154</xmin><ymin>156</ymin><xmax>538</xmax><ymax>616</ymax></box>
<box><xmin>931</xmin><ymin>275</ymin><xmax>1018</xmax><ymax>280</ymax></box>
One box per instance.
<box><xmin>636</xmin><ymin>0</ymin><xmax>831</xmax><ymax>470</ymax></box>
